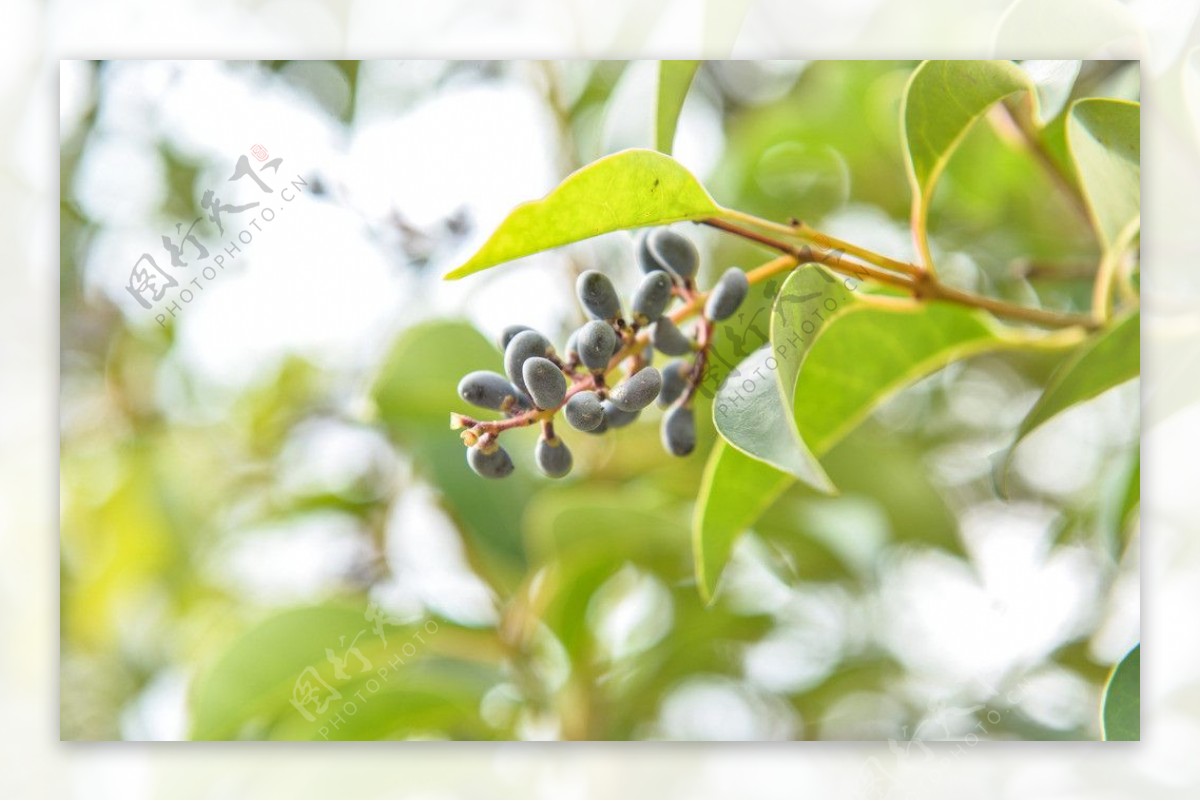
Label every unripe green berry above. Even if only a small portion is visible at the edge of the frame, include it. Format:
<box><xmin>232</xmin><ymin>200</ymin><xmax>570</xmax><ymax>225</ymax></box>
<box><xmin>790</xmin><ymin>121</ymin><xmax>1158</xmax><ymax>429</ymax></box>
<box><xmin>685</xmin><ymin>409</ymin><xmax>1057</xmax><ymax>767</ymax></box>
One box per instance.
<box><xmin>661</xmin><ymin>405</ymin><xmax>695</xmax><ymax>456</ymax></box>
<box><xmin>522</xmin><ymin>357</ymin><xmax>567</xmax><ymax>410</ymax></box>
<box><xmin>576</xmin><ymin>270</ymin><xmax>622</xmax><ymax>321</ymax></box>
<box><xmin>467</xmin><ymin>442</ymin><xmax>515</xmax><ymax>478</ymax></box>
<box><xmin>535</xmin><ymin>435</ymin><xmax>573</xmax><ymax>478</ymax></box>
<box><xmin>705</xmin><ymin>267</ymin><xmax>749</xmax><ymax>321</ymax></box>
<box><xmin>577</xmin><ymin>320</ymin><xmax>617</xmax><ymax>372</ymax></box>
<box><xmin>564</xmin><ymin>390</ymin><xmax>605</xmax><ymax>431</ymax></box>
<box><xmin>505</xmin><ymin>329</ymin><xmax>554</xmax><ymax>393</ymax></box>
<box><xmin>631</xmin><ymin>270</ymin><xmax>673</xmax><ymax>326</ymax></box>
<box><xmin>651</xmin><ymin>317</ymin><xmax>692</xmax><ymax>356</ymax></box>
<box><xmin>609</xmin><ymin>366</ymin><xmax>662</xmax><ymax>412</ymax></box>
<box><xmin>458</xmin><ymin>370</ymin><xmax>528</xmax><ymax>412</ymax></box>
<box><xmin>658</xmin><ymin>360</ymin><xmax>689</xmax><ymax>408</ymax></box>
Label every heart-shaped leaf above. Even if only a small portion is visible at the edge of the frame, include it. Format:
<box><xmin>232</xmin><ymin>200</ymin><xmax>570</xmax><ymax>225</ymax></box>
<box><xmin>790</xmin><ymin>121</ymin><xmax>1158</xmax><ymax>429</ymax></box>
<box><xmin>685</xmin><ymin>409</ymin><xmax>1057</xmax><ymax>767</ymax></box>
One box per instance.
<box><xmin>444</xmin><ymin>148</ymin><xmax>719</xmax><ymax>279</ymax></box>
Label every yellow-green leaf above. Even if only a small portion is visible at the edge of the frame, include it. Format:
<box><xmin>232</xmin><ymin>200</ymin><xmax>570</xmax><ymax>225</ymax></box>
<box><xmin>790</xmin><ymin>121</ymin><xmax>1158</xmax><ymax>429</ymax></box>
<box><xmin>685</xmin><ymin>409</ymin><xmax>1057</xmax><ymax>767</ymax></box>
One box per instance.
<box><xmin>1067</xmin><ymin>98</ymin><xmax>1140</xmax><ymax>251</ymax></box>
<box><xmin>693</xmin><ymin>440</ymin><xmax>793</xmax><ymax>604</ymax></box>
<box><xmin>655</xmin><ymin>61</ymin><xmax>701</xmax><ymax>155</ymax></box>
<box><xmin>698</xmin><ymin>265</ymin><xmax>1082</xmax><ymax>601</ymax></box>
<box><xmin>902</xmin><ymin>60</ymin><xmax>1033</xmax><ymax>268</ymax></box>
<box><xmin>1012</xmin><ymin>309</ymin><xmax>1139</xmax><ymax>447</ymax></box>
<box><xmin>444</xmin><ymin>148</ymin><xmax>718</xmax><ymax>279</ymax></box>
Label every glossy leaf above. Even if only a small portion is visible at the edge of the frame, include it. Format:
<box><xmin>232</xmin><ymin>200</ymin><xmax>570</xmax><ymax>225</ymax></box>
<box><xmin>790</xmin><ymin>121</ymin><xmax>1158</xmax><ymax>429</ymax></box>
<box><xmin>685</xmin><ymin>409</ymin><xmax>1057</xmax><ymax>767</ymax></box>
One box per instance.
<box><xmin>700</xmin><ymin>265</ymin><xmax>1081</xmax><ymax>600</ymax></box>
<box><xmin>655</xmin><ymin>61</ymin><xmax>701</xmax><ymax>155</ymax></box>
<box><xmin>1012</xmin><ymin>309</ymin><xmax>1139</xmax><ymax>448</ymax></box>
<box><xmin>1102</xmin><ymin>644</ymin><xmax>1140</xmax><ymax>740</ymax></box>
<box><xmin>1067</xmin><ymin>98</ymin><xmax>1140</xmax><ymax>250</ymax></box>
<box><xmin>444</xmin><ymin>149</ymin><xmax>718</xmax><ymax>279</ymax></box>
<box><xmin>902</xmin><ymin>60</ymin><xmax>1032</xmax><ymax>265</ymax></box>
<box><xmin>710</xmin><ymin>343</ymin><xmax>833</xmax><ymax>491</ymax></box>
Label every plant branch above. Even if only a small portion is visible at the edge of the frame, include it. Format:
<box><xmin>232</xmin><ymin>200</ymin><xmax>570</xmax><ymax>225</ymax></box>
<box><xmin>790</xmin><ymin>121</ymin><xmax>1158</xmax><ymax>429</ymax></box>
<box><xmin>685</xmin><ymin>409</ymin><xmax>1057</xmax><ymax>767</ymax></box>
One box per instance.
<box><xmin>704</xmin><ymin>216</ymin><xmax>1098</xmax><ymax>331</ymax></box>
<box><xmin>718</xmin><ymin>207</ymin><xmax>923</xmax><ymax>278</ymax></box>
<box><xmin>702</xmin><ymin>217</ymin><xmax>916</xmax><ymax>292</ymax></box>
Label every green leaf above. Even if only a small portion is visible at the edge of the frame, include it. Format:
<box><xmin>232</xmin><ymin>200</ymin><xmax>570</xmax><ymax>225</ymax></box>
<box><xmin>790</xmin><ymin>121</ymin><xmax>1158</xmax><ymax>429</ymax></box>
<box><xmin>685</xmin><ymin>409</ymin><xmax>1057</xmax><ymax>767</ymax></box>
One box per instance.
<box><xmin>710</xmin><ymin>343</ymin><xmax>833</xmax><ymax>492</ymax></box>
<box><xmin>1102</xmin><ymin>644</ymin><xmax>1140</xmax><ymax>740</ymax></box>
<box><xmin>372</xmin><ymin>320</ymin><xmax>533</xmax><ymax>575</ymax></box>
<box><xmin>190</xmin><ymin>605</ymin><xmax>386</xmax><ymax>739</ymax></box>
<box><xmin>444</xmin><ymin>148</ymin><xmax>718</xmax><ymax>279</ymax></box>
<box><xmin>1066</xmin><ymin>98</ymin><xmax>1140</xmax><ymax>250</ymax></box>
<box><xmin>700</xmin><ymin>265</ymin><xmax>1081</xmax><ymax>600</ymax></box>
<box><xmin>1012</xmin><ymin>309</ymin><xmax>1139</xmax><ymax>448</ymax></box>
<box><xmin>693</xmin><ymin>440</ymin><xmax>793</xmax><ymax>603</ymax></box>
<box><xmin>902</xmin><ymin>60</ymin><xmax>1033</xmax><ymax>265</ymax></box>
<box><xmin>190</xmin><ymin>605</ymin><xmax>503</xmax><ymax>740</ymax></box>
<box><xmin>655</xmin><ymin>61</ymin><xmax>701</xmax><ymax>154</ymax></box>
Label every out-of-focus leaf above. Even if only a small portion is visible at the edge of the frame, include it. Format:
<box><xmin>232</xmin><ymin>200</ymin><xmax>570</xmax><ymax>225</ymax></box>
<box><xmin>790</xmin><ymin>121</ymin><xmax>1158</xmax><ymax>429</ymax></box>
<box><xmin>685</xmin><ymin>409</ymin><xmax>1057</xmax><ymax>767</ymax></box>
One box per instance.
<box><xmin>191</xmin><ymin>605</ymin><xmax>503</xmax><ymax>740</ymax></box>
<box><xmin>655</xmin><ymin>61</ymin><xmax>701</xmax><ymax>154</ymax></box>
<box><xmin>901</xmin><ymin>60</ymin><xmax>1032</xmax><ymax>266</ymax></box>
<box><xmin>1011</xmin><ymin>310</ymin><xmax>1139</xmax><ymax>449</ymax></box>
<box><xmin>523</xmin><ymin>487</ymin><xmax>689</xmax><ymax>655</ymax></box>
<box><xmin>701</xmin><ymin>265</ymin><xmax>1081</xmax><ymax>599</ymax></box>
<box><xmin>1096</xmin><ymin>448</ymin><xmax>1140</xmax><ymax>554</ymax></box>
<box><xmin>1066</xmin><ymin>98</ymin><xmax>1140</xmax><ymax>250</ymax></box>
<box><xmin>268</xmin><ymin>660</ymin><xmax>499</xmax><ymax>740</ymax></box>
<box><xmin>714</xmin><ymin>61</ymin><xmax>912</xmax><ymax>223</ymax></box>
<box><xmin>1020</xmin><ymin>60</ymin><xmax>1082</xmax><ymax>122</ymax></box>
<box><xmin>372</xmin><ymin>320</ymin><xmax>533</xmax><ymax>575</ymax></box>
<box><xmin>820</xmin><ymin>423</ymin><xmax>961</xmax><ymax>554</ymax></box>
<box><xmin>444</xmin><ymin>149</ymin><xmax>718</xmax><ymax>279</ymax></box>
<box><xmin>1102</xmin><ymin>644</ymin><xmax>1140</xmax><ymax>740</ymax></box>
<box><xmin>191</xmin><ymin>605</ymin><xmax>386</xmax><ymax>739</ymax></box>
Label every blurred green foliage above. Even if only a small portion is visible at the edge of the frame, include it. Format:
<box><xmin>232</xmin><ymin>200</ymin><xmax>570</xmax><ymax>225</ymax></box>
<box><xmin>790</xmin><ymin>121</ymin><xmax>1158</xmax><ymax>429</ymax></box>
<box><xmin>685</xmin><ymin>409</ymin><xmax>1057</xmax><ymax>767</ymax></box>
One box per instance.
<box><xmin>60</xmin><ymin>60</ymin><xmax>1139</xmax><ymax>742</ymax></box>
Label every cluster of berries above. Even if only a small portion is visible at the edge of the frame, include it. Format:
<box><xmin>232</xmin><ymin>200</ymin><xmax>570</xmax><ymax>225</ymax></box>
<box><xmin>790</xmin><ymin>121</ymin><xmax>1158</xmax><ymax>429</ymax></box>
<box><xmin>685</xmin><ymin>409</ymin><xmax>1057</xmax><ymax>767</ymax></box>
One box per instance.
<box><xmin>452</xmin><ymin>229</ymin><xmax>749</xmax><ymax>478</ymax></box>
